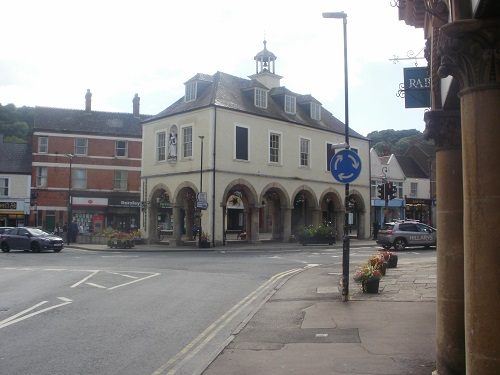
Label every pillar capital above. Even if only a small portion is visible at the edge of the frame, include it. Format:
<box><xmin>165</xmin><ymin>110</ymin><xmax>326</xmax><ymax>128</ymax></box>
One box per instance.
<box><xmin>424</xmin><ymin>110</ymin><xmax>461</xmax><ymax>150</ymax></box>
<box><xmin>437</xmin><ymin>18</ymin><xmax>500</xmax><ymax>92</ymax></box>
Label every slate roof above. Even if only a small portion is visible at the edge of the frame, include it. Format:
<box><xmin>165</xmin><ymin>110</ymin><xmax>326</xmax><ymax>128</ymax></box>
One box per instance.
<box><xmin>34</xmin><ymin>107</ymin><xmax>151</xmax><ymax>137</ymax></box>
<box><xmin>0</xmin><ymin>134</ymin><xmax>32</xmax><ymax>174</ymax></box>
<box><xmin>395</xmin><ymin>155</ymin><xmax>429</xmax><ymax>178</ymax></box>
<box><xmin>145</xmin><ymin>71</ymin><xmax>365</xmax><ymax>140</ymax></box>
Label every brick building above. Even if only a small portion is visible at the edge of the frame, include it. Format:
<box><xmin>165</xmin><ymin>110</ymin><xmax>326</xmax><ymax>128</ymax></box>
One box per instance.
<box><xmin>30</xmin><ymin>90</ymin><xmax>150</xmax><ymax>233</ymax></box>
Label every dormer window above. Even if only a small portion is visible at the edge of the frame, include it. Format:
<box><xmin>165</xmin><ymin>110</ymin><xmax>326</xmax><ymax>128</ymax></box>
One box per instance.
<box><xmin>185</xmin><ymin>82</ymin><xmax>197</xmax><ymax>102</ymax></box>
<box><xmin>255</xmin><ymin>88</ymin><xmax>267</xmax><ymax>108</ymax></box>
<box><xmin>285</xmin><ymin>95</ymin><xmax>296</xmax><ymax>115</ymax></box>
<box><xmin>311</xmin><ymin>102</ymin><xmax>321</xmax><ymax>121</ymax></box>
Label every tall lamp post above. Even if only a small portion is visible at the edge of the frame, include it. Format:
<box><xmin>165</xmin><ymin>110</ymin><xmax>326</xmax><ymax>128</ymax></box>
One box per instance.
<box><xmin>323</xmin><ymin>11</ymin><xmax>351</xmax><ymax>302</ymax></box>
<box><xmin>198</xmin><ymin>136</ymin><xmax>204</xmax><ymax>248</ymax></box>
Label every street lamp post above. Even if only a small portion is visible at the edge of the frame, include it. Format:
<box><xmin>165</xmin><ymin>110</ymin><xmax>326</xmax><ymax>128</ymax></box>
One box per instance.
<box><xmin>67</xmin><ymin>154</ymin><xmax>73</xmax><ymax>245</ymax></box>
<box><xmin>323</xmin><ymin>11</ymin><xmax>351</xmax><ymax>302</ymax></box>
<box><xmin>198</xmin><ymin>136</ymin><xmax>204</xmax><ymax>248</ymax></box>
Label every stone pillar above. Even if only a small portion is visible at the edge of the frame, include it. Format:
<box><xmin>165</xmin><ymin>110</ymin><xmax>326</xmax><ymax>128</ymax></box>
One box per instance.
<box><xmin>425</xmin><ymin>110</ymin><xmax>465</xmax><ymax>375</ymax></box>
<box><xmin>249</xmin><ymin>207</ymin><xmax>261</xmax><ymax>244</ymax></box>
<box><xmin>282</xmin><ymin>207</ymin><xmax>292</xmax><ymax>242</ymax></box>
<box><xmin>171</xmin><ymin>205</ymin><xmax>183</xmax><ymax>246</ymax></box>
<box><xmin>438</xmin><ymin>19</ymin><xmax>500</xmax><ymax>374</ymax></box>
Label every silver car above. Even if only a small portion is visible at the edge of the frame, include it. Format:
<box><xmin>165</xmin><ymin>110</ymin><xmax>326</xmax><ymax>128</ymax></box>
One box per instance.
<box><xmin>376</xmin><ymin>220</ymin><xmax>437</xmax><ymax>251</ymax></box>
<box><xmin>1</xmin><ymin>227</ymin><xmax>64</xmax><ymax>253</ymax></box>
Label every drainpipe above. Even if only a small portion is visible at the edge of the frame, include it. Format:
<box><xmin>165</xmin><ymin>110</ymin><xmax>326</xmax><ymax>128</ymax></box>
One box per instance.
<box><xmin>212</xmin><ymin>107</ymin><xmax>217</xmax><ymax>248</ymax></box>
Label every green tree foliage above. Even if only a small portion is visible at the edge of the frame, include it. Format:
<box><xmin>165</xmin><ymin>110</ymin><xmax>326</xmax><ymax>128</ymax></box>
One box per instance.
<box><xmin>0</xmin><ymin>103</ymin><xmax>34</xmax><ymax>143</ymax></box>
<box><xmin>367</xmin><ymin>129</ymin><xmax>434</xmax><ymax>156</ymax></box>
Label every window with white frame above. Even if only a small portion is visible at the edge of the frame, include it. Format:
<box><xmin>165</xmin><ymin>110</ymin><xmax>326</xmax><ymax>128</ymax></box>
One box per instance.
<box><xmin>38</xmin><ymin>137</ymin><xmax>48</xmax><ymax>153</ymax></box>
<box><xmin>396</xmin><ymin>182</ymin><xmax>403</xmax><ymax>199</ymax></box>
<box><xmin>185</xmin><ymin>82</ymin><xmax>197</xmax><ymax>102</ymax></box>
<box><xmin>74</xmin><ymin>138</ymin><xmax>88</xmax><ymax>156</ymax></box>
<box><xmin>157</xmin><ymin>132</ymin><xmax>166</xmax><ymax>162</ymax></box>
<box><xmin>73</xmin><ymin>169</ymin><xmax>87</xmax><ymax>189</ymax></box>
<box><xmin>311</xmin><ymin>103</ymin><xmax>321</xmax><ymax>121</ymax></box>
<box><xmin>235</xmin><ymin>125</ymin><xmax>249</xmax><ymax>161</ymax></box>
<box><xmin>255</xmin><ymin>88</ymin><xmax>267</xmax><ymax>108</ymax></box>
<box><xmin>114</xmin><ymin>170</ymin><xmax>128</xmax><ymax>190</ymax></box>
<box><xmin>183</xmin><ymin>126</ymin><xmax>193</xmax><ymax>158</ymax></box>
<box><xmin>300</xmin><ymin>138</ymin><xmax>310</xmax><ymax>167</ymax></box>
<box><xmin>115</xmin><ymin>140</ymin><xmax>128</xmax><ymax>157</ymax></box>
<box><xmin>36</xmin><ymin>167</ymin><xmax>47</xmax><ymax>188</ymax></box>
<box><xmin>285</xmin><ymin>95</ymin><xmax>296</xmax><ymax>114</ymax></box>
<box><xmin>269</xmin><ymin>132</ymin><xmax>281</xmax><ymax>164</ymax></box>
<box><xmin>410</xmin><ymin>182</ymin><xmax>418</xmax><ymax>197</ymax></box>
<box><xmin>0</xmin><ymin>178</ymin><xmax>8</xmax><ymax>196</ymax></box>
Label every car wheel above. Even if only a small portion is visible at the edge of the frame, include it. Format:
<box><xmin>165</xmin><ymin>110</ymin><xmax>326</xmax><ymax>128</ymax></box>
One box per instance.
<box><xmin>31</xmin><ymin>243</ymin><xmax>41</xmax><ymax>253</ymax></box>
<box><xmin>1</xmin><ymin>242</ymin><xmax>10</xmax><ymax>253</ymax></box>
<box><xmin>394</xmin><ymin>238</ymin><xmax>407</xmax><ymax>251</ymax></box>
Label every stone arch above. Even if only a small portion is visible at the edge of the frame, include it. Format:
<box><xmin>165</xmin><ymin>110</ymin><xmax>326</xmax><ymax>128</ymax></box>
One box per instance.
<box><xmin>221</xmin><ymin>179</ymin><xmax>260</xmax><ymax>243</ymax></box>
<box><xmin>347</xmin><ymin>188</ymin><xmax>367</xmax><ymax>239</ymax></box>
<box><xmin>319</xmin><ymin>188</ymin><xmax>344</xmax><ymax>239</ymax></box>
<box><xmin>260</xmin><ymin>182</ymin><xmax>291</xmax><ymax>241</ymax></box>
<box><xmin>170</xmin><ymin>181</ymin><xmax>199</xmax><ymax>245</ymax></box>
<box><xmin>145</xmin><ymin>183</ymin><xmax>173</xmax><ymax>243</ymax></box>
<box><xmin>291</xmin><ymin>185</ymin><xmax>319</xmax><ymax>234</ymax></box>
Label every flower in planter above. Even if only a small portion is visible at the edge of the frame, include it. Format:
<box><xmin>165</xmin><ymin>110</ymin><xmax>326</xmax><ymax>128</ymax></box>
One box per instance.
<box><xmin>296</xmin><ymin>223</ymin><xmax>335</xmax><ymax>241</ymax></box>
<box><xmin>200</xmin><ymin>231</ymin><xmax>210</xmax><ymax>242</ymax></box>
<box><xmin>353</xmin><ymin>264</ymin><xmax>382</xmax><ymax>284</ymax></box>
<box><xmin>368</xmin><ymin>254</ymin><xmax>386</xmax><ymax>269</ymax></box>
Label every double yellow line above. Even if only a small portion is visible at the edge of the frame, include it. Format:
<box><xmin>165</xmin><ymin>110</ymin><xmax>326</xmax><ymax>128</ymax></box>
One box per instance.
<box><xmin>151</xmin><ymin>267</ymin><xmax>304</xmax><ymax>375</ymax></box>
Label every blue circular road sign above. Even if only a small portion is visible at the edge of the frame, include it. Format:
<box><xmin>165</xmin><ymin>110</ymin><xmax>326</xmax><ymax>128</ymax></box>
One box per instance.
<box><xmin>330</xmin><ymin>149</ymin><xmax>362</xmax><ymax>184</ymax></box>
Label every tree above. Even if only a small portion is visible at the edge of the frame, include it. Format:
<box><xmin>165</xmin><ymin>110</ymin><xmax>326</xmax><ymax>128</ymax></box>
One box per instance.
<box><xmin>367</xmin><ymin>129</ymin><xmax>434</xmax><ymax>156</ymax></box>
<box><xmin>0</xmin><ymin>103</ymin><xmax>34</xmax><ymax>143</ymax></box>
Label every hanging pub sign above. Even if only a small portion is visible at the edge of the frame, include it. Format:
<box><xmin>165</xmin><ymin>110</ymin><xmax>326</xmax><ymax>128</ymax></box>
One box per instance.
<box><xmin>403</xmin><ymin>67</ymin><xmax>431</xmax><ymax>108</ymax></box>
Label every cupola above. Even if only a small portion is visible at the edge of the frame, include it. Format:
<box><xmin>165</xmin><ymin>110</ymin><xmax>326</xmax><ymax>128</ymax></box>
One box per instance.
<box><xmin>249</xmin><ymin>40</ymin><xmax>282</xmax><ymax>89</ymax></box>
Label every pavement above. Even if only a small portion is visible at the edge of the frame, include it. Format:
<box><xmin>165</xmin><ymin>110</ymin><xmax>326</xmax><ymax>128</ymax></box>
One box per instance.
<box><xmin>67</xmin><ymin>239</ymin><xmax>437</xmax><ymax>375</ymax></box>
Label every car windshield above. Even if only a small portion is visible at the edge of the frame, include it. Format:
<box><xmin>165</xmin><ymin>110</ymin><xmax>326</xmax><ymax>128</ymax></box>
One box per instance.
<box><xmin>28</xmin><ymin>228</ymin><xmax>50</xmax><ymax>236</ymax></box>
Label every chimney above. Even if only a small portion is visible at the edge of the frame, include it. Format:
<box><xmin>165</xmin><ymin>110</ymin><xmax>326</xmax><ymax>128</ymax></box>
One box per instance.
<box><xmin>85</xmin><ymin>89</ymin><xmax>92</xmax><ymax>114</ymax></box>
<box><xmin>133</xmin><ymin>93</ymin><xmax>140</xmax><ymax>117</ymax></box>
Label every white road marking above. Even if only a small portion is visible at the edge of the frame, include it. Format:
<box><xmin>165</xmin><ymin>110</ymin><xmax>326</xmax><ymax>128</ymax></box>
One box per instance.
<box><xmin>108</xmin><ymin>271</ymin><xmax>139</xmax><ymax>279</ymax></box>
<box><xmin>71</xmin><ymin>270</ymin><xmax>100</xmax><ymax>288</ymax></box>
<box><xmin>101</xmin><ymin>255</ymin><xmax>139</xmax><ymax>258</ymax></box>
<box><xmin>0</xmin><ymin>298</ymin><xmax>72</xmax><ymax>330</ymax></box>
<box><xmin>107</xmin><ymin>272</ymin><xmax>160</xmax><ymax>290</ymax></box>
<box><xmin>86</xmin><ymin>282</ymin><xmax>107</xmax><ymax>289</ymax></box>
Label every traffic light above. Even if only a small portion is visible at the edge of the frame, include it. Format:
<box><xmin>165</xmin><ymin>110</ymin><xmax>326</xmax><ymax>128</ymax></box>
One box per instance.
<box><xmin>377</xmin><ymin>184</ymin><xmax>385</xmax><ymax>199</ymax></box>
<box><xmin>387</xmin><ymin>182</ymin><xmax>397</xmax><ymax>200</ymax></box>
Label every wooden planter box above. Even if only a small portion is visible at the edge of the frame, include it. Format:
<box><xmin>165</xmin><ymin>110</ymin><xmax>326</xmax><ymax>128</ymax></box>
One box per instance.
<box><xmin>107</xmin><ymin>239</ymin><xmax>135</xmax><ymax>249</ymax></box>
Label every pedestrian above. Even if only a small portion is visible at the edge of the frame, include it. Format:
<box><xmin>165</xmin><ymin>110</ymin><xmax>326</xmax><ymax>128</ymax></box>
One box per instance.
<box><xmin>69</xmin><ymin>220</ymin><xmax>79</xmax><ymax>244</ymax></box>
<box><xmin>192</xmin><ymin>224</ymin><xmax>198</xmax><ymax>240</ymax></box>
<box><xmin>373</xmin><ymin>221</ymin><xmax>380</xmax><ymax>240</ymax></box>
<box><xmin>55</xmin><ymin>223</ymin><xmax>61</xmax><ymax>236</ymax></box>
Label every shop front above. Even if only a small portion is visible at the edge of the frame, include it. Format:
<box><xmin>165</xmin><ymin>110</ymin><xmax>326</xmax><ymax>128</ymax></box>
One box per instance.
<box><xmin>405</xmin><ymin>198</ymin><xmax>433</xmax><ymax>226</ymax></box>
<box><xmin>0</xmin><ymin>200</ymin><xmax>30</xmax><ymax>227</ymax></box>
<box><xmin>71</xmin><ymin>196</ymin><xmax>140</xmax><ymax>233</ymax></box>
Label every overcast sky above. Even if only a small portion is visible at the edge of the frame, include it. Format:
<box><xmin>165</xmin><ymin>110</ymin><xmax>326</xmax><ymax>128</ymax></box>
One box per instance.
<box><xmin>1</xmin><ymin>0</ymin><xmax>428</xmax><ymax>137</ymax></box>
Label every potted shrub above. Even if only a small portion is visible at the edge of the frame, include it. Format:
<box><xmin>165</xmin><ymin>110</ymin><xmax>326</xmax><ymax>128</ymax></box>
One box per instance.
<box><xmin>368</xmin><ymin>254</ymin><xmax>387</xmax><ymax>276</ymax></box>
<box><xmin>200</xmin><ymin>231</ymin><xmax>211</xmax><ymax>248</ymax></box>
<box><xmin>105</xmin><ymin>229</ymin><xmax>135</xmax><ymax>249</ymax></box>
<box><xmin>353</xmin><ymin>264</ymin><xmax>382</xmax><ymax>293</ymax></box>
<box><xmin>381</xmin><ymin>250</ymin><xmax>398</xmax><ymax>268</ymax></box>
<box><xmin>296</xmin><ymin>223</ymin><xmax>335</xmax><ymax>245</ymax></box>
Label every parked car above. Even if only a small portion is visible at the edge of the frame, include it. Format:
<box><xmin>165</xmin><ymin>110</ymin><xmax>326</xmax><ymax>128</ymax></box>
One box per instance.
<box><xmin>0</xmin><ymin>227</ymin><xmax>14</xmax><ymax>234</ymax></box>
<box><xmin>0</xmin><ymin>227</ymin><xmax>64</xmax><ymax>253</ymax></box>
<box><xmin>376</xmin><ymin>220</ymin><xmax>437</xmax><ymax>251</ymax></box>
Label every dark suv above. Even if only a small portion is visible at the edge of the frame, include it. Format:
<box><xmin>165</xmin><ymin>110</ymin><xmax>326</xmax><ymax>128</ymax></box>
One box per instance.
<box><xmin>376</xmin><ymin>220</ymin><xmax>437</xmax><ymax>251</ymax></box>
<box><xmin>1</xmin><ymin>227</ymin><xmax>64</xmax><ymax>253</ymax></box>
